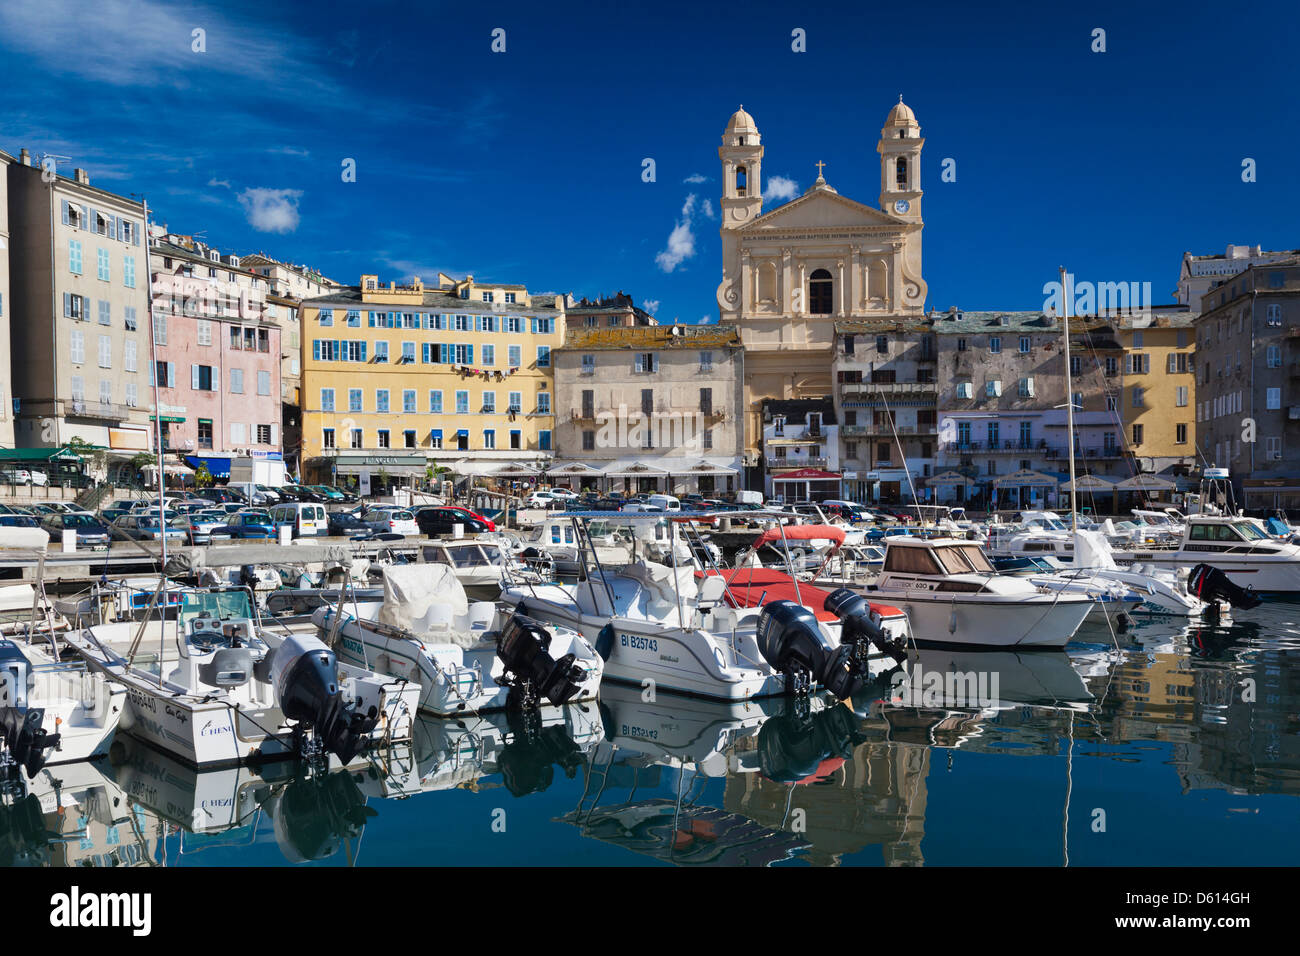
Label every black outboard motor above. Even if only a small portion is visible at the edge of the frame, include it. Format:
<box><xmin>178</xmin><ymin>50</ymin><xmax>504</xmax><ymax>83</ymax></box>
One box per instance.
<box><xmin>498</xmin><ymin>709</ymin><xmax>587</xmax><ymax>797</ymax></box>
<box><xmin>824</xmin><ymin>588</ymin><xmax>908</xmax><ymax>661</ymax></box>
<box><xmin>1189</xmin><ymin>564</ymin><xmax>1262</xmax><ymax>610</ymax></box>
<box><xmin>268</xmin><ymin>634</ymin><xmax>379</xmax><ymax>764</ymax></box>
<box><xmin>756</xmin><ymin>600</ymin><xmax>872</xmax><ymax>701</ymax></box>
<box><xmin>0</xmin><ymin>708</ymin><xmax>60</xmax><ymax>778</ymax></box>
<box><xmin>273</xmin><ymin>768</ymin><xmax>376</xmax><ymax>863</ymax></box>
<box><xmin>757</xmin><ymin>705</ymin><xmax>868</xmax><ymax>784</ymax></box>
<box><xmin>497</xmin><ymin>614</ymin><xmax>588</xmax><ymax>709</ymax></box>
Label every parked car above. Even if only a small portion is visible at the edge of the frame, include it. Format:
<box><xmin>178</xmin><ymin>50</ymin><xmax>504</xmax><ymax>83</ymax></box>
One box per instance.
<box><xmin>209</xmin><ymin>510</ymin><xmax>279</xmax><ymax>540</ymax></box>
<box><xmin>308</xmin><ymin>485</ymin><xmax>347</xmax><ymax>503</ymax></box>
<box><xmin>194</xmin><ymin>487</ymin><xmax>248</xmax><ymax>505</ymax></box>
<box><xmin>415</xmin><ymin>506</ymin><xmax>493</xmax><ymax>536</ymax></box>
<box><xmin>526</xmin><ymin>491</ymin><xmax>557</xmax><ymax>508</ymax></box>
<box><xmin>112</xmin><ymin>514</ymin><xmax>186</xmax><ymax>541</ymax></box>
<box><xmin>326</xmin><ymin>511</ymin><xmax>374</xmax><ymax>538</ymax></box>
<box><xmin>277</xmin><ymin>484</ymin><xmax>327</xmax><ymax>503</ymax></box>
<box><xmin>328</xmin><ymin>485</ymin><xmax>360</xmax><ymax>504</ymax></box>
<box><xmin>267</xmin><ymin>502</ymin><xmax>328</xmax><ymax>537</ymax></box>
<box><xmin>41</xmin><ymin>512</ymin><xmax>113</xmax><ymax>548</ymax></box>
<box><xmin>0</xmin><ymin>468</ymin><xmax>49</xmax><ymax>486</ymax></box>
<box><xmin>359</xmin><ymin>507</ymin><xmax>419</xmax><ymax>536</ymax></box>
<box><xmin>0</xmin><ymin>514</ymin><xmax>40</xmax><ymax>529</ymax></box>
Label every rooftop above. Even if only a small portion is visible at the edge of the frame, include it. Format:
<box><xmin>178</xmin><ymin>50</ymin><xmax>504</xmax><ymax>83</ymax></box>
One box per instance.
<box><xmin>559</xmin><ymin>323</ymin><xmax>741</xmax><ymax>350</ymax></box>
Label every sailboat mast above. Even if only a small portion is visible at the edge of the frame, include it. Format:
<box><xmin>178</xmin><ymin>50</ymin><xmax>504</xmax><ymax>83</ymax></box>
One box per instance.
<box><xmin>1060</xmin><ymin>266</ymin><xmax>1079</xmax><ymax>533</ymax></box>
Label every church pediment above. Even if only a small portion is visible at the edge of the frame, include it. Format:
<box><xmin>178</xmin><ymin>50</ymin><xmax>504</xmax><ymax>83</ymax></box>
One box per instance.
<box><xmin>741</xmin><ymin>187</ymin><xmax>905</xmax><ymax>234</ymax></box>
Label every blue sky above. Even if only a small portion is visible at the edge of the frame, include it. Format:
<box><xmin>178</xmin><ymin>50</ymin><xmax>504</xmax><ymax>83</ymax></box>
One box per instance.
<box><xmin>2</xmin><ymin>0</ymin><xmax>1295</xmax><ymax>321</ymax></box>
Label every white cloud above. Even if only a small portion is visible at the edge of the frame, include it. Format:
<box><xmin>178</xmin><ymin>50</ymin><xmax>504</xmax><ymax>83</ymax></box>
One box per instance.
<box><xmin>642</xmin><ymin>299</ymin><xmax>661</xmax><ymax>315</ymax></box>
<box><xmin>238</xmin><ymin>187</ymin><xmax>303</xmax><ymax>233</ymax></box>
<box><xmin>655</xmin><ymin>194</ymin><xmax>698</xmax><ymax>273</ymax></box>
<box><xmin>701</xmin><ymin>199</ymin><xmax>716</xmax><ymax>220</ymax></box>
<box><xmin>763</xmin><ymin>175</ymin><xmax>799</xmax><ymax>202</ymax></box>
<box><xmin>683</xmin><ymin>173</ymin><xmax>708</xmax><ymax>184</ymax></box>
<box><xmin>207</xmin><ymin>177</ymin><xmax>232</xmax><ymax>189</ymax></box>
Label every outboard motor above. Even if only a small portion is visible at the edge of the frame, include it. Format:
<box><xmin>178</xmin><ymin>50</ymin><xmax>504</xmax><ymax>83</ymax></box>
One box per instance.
<box><xmin>824</xmin><ymin>588</ymin><xmax>907</xmax><ymax>661</ymax></box>
<box><xmin>1188</xmin><ymin>564</ymin><xmax>1262</xmax><ymax>610</ymax></box>
<box><xmin>267</xmin><ymin>634</ymin><xmax>379</xmax><ymax>764</ymax></box>
<box><xmin>498</xmin><ymin>709</ymin><xmax>587</xmax><ymax>797</ymax></box>
<box><xmin>0</xmin><ymin>708</ymin><xmax>60</xmax><ymax>778</ymax></box>
<box><xmin>0</xmin><ymin>641</ymin><xmax>61</xmax><ymax>777</ymax></box>
<box><xmin>272</xmin><ymin>768</ymin><xmax>375</xmax><ymax>863</ymax></box>
<box><xmin>496</xmin><ymin>614</ymin><xmax>588</xmax><ymax>709</ymax></box>
<box><xmin>755</xmin><ymin>600</ymin><xmax>872</xmax><ymax>701</ymax></box>
<box><xmin>757</xmin><ymin>705</ymin><xmax>868</xmax><ymax>784</ymax></box>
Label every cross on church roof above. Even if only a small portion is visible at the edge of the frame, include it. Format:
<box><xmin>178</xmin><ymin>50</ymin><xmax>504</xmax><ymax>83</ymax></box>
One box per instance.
<box><xmin>815</xmin><ymin>160</ymin><xmax>826</xmax><ymax>179</ymax></box>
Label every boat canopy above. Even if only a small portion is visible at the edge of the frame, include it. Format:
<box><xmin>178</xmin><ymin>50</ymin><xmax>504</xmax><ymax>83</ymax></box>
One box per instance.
<box><xmin>750</xmin><ymin>524</ymin><xmax>847</xmax><ymax>549</ymax></box>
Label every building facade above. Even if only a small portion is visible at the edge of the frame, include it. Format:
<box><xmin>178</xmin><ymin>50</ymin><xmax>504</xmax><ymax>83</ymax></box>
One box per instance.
<box><xmin>761</xmin><ymin>398</ymin><xmax>840</xmax><ymax>502</ymax></box>
<box><xmin>7</xmin><ymin>153</ymin><xmax>153</xmax><ymax>465</ymax></box>
<box><xmin>1193</xmin><ymin>258</ymin><xmax>1300</xmax><ymax>508</ymax></box>
<box><xmin>1176</xmin><ymin>245</ymin><xmax>1298</xmax><ymax>306</ymax></box>
<box><xmin>148</xmin><ymin>237</ymin><xmax>283</xmax><ymax>470</ymax></box>
<box><xmin>933</xmin><ymin>310</ymin><xmax>1126</xmax><ymax>508</ymax></box>
<box><xmin>563</xmin><ymin>292</ymin><xmax>657</xmax><ymax>333</ymax></box>
<box><xmin>551</xmin><ymin>324</ymin><xmax>744</xmax><ymax>494</ymax></box>
<box><xmin>1117</xmin><ymin>309</ymin><xmax>1198</xmax><ymax>476</ymax></box>
<box><xmin>832</xmin><ymin>320</ymin><xmax>937</xmax><ymax>502</ymax></box>
<box><xmin>300</xmin><ymin>273</ymin><xmax>565</xmax><ymax>486</ymax></box>
<box><xmin>714</xmin><ymin>102</ymin><xmax>929</xmax><ymax>466</ymax></box>
<box><xmin>0</xmin><ymin>149</ymin><xmax>14</xmax><ymax>449</ymax></box>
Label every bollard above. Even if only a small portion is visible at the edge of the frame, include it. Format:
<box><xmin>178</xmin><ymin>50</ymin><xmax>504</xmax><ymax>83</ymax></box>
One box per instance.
<box><xmin>278</xmin><ymin>524</ymin><xmax>292</xmax><ymax>546</ymax></box>
<box><xmin>62</xmin><ymin>528</ymin><xmax>77</xmax><ymax>553</ymax></box>
<box><xmin>453</xmin><ymin>523</ymin><xmax>464</xmax><ymax>539</ymax></box>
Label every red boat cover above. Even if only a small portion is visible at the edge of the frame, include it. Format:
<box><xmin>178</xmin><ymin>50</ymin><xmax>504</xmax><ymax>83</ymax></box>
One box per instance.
<box><xmin>750</xmin><ymin>524</ymin><xmax>846</xmax><ymax>549</ymax></box>
<box><xmin>699</xmin><ymin>567</ymin><xmax>903</xmax><ymax>622</ymax></box>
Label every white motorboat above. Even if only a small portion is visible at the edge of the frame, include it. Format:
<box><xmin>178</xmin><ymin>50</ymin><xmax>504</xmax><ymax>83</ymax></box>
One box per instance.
<box><xmin>1</xmin><ymin>633</ymin><xmax>125</xmax><ymax>774</ymax></box>
<box><xmin>316</xmin><ymin>564</ymin><xmax>604</xmax><ymax>717</ymax></box>
<box><xmin>519</xmin><ymin>515</ymin><xmax>633</xmax><ymax>575</ymax></box>
<box><xmin>63</xmin><ymin>586</ymin><xmax>418</xmax><ymax>769</ymax></box>
<box><xmin>501</xmin><ymin>514</ymin><xmax>902</xmax><ymax>703</ymax></box>
<box><xmin>866</xmin><ymin>536</ymin><xmax>1094</xmax><ymax>648</ymax></box>
<box><xmin>1113</xmin><ymin>513</ymin><xmax>1300</xmax><ymax>594</ymax></box>
<box><xmin>420</xmin><ymin>537</ymin><xmax>548</xmax><ymax>600</ymax></box>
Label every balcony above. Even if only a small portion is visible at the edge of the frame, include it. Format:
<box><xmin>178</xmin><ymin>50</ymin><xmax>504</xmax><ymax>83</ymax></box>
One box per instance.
<box><xmin>766</xmin><ymin>456</ymin><xmax>830</xmax><ymax>469</ymax></box>
<box><xmin>941</xmin><ymin>440</ymin><xmax>1123</xmax><ymax>461</ymax></box>
<box><xmin>64</xmin><ymin>399</ymin><xmax>138</xmax><ymax>422</ymax></box>
<box><xmin>840</xmin><ymin>381</ymin><xmax>939</xmax><ymax>397</ymax></box>
<box><xmin>570</xmin><ymin>408</ymin><xmax>598</xmax><ymax>424</ymax></box>
<box><xmin>843</xmin><ymin>423</ymin><xmax>938</xmax><ymax>438</ymax></box>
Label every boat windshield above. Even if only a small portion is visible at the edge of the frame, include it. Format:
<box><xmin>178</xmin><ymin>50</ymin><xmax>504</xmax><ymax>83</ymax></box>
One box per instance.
<box><xmin>1236</xmin><ymin>521</ymin><xmax>1268</xmax><ymax>541</ymax></box>
<box><xmin>934</xmin><ymin>544</ymin><xmax>996</xmax><ymax>574</ymax></box>
<box><xmin>180</xmin><ymin>590</ymin><xmax>254</xmax><ymax>624</ymax></box>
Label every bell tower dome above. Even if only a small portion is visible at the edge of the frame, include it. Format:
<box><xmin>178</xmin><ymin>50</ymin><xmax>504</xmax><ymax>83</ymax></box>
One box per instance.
<box><xmin>878</xmin><ymin>96</ymin><xmax>923</xmax><ymax>223</ymax></box>
<box><xmin>719</xmin><ymin>106</ymin><xmax>764</xmax><ymax>229</ymax></box>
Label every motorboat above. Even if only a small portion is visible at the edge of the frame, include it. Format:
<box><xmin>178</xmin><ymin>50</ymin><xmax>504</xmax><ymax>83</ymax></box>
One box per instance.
<box><xmin>420</xmin><ymin>538</ymin><xmax>549</xmax><ymax>600</ymax></box>
<box><xmin>1</xmin><ymin>633</ymin><xmax>125</xmax><ymax>774</ymax></box>
<box><xmin>519</xmin><ymin>515</ymin><xmax>633</xmax><ymax>575</ymax></box>
<box><xmin>865</xmin><ymin>536</ymin><xmax>1094</xmax><ymax>648</ymax></box>
<box><xmin>315</xmin><ymin>564</ymin><xmax>604</xmax><ymax>717</ymax></box>
<box><xmin>1113</xmin><ymin>513</ymin><xmax>1300</xmax><ymax>594</ymax></box>
<box><xmin>63</xmin><ymin>586</ymin><xmax>418</xmax><ymax>768</ymax></box>
<box><xmin>501</xmin><ymin>513</ymin><xmax>902</xmax><ymax>703</ymax></box>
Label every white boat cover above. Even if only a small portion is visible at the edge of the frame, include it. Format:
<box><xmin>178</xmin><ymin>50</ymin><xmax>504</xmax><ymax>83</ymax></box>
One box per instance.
<box><xmin>0</xmin><ymin>525</ymin><xmax>49</xmax><ymax>552</ymax></box>
<box><xmin>1073</xmin><ymin>529</ymin><xmax>1118</xmax><ymax>570</ymax></box>
<box><xmin>377</xmin><ymin>564</ymin><xmax>471</xmax><ymax>642</ymax></box>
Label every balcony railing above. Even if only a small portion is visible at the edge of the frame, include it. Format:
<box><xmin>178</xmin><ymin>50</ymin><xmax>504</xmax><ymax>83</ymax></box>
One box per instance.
<box><xmin>839</xmin><ymin>381</ymin><xmax>939</xmax><ymax>395</ymax></box>
<box><xmin>766</xmin><ymin>456</ymin><xmax>830</xmax><ymax>469</ymax></box>
<box><xmin>942</xmin><ymin>440</ymin><xmax>1123</xmax><ymax>460</ymax></box>
<box><xmin>843</xmin><ymin>423</ymin><xmax>938</xmax><ymax>437</ymax></box>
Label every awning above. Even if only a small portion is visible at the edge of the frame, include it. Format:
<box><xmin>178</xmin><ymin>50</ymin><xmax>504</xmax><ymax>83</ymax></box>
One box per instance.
<box><xmin>1060</xmin><ymin>474</ymin><xmax>1116</xmax><ymax>491</ymax></box>
<box><xmin>545</xmin><ymin>461</ymin><xmax>606</xmax><ymax>477</ymax></box>
<box><xmin>766</xmin><ymin>438</ymin><xmax>822</xmax><ymax>447</ymax></box>
<box><xmin>0</xmin><ymin>447</ymin><xmax>82</xmax><ymax>462</ymax></box>
<box><xmin>1116</xmin><ymin>473</ymin><xmax>1177</xmax><ymax>491</ymax></box>
<box><xmin>144</xmin><ymin>461</ymin><xmax>193</xmax><ymax>476</ymax></box>
<box><xmin>602</xmin><ymin>459</ymin><xmax>670</xmax><ymax>478</ymax></box>
<box><xmin>184</xmin><ymin>456</ymin><xmax>232</xmax><ymax>479</ymax></box>
<box><xmin>773</xmin><ymin>468</ymin><xmax>841</xmax><ymax>481</ymax></box>
<box><xmin>993</xmin><ymin>468</ymin><xmax>1060</xmax><ymax>488</ymax></box>
<box><xmin>926</xmin><ymin>470</ymin><xmax>976</xmax><ymax>487</ymax></box>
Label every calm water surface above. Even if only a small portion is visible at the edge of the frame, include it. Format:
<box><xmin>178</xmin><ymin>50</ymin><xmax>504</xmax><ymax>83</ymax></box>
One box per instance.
<box><xmin>6</xmin><ymin>603</ymin><xmax>1299</xmax><ymax>867</ymax></box>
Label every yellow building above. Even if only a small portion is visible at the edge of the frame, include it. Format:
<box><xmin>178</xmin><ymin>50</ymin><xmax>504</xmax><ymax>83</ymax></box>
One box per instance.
<box><xmin>1118</xmin><ymin>310</ymin><xmax>1197</xmax><ymax>475</ymax></box>
<box><xmin>300</xmin><ymin>273</ymin><xmax>565</xmax><ymax>487</ymax></box>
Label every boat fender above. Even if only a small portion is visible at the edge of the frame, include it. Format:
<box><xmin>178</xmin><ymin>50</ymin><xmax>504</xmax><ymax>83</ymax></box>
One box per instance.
<box><xmin>595</xmin><ymin>623</ymin><xmax>616</xmax><ymax>662</ymax></box>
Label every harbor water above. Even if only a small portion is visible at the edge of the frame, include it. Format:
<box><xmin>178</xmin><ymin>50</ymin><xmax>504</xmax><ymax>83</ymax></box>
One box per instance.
<box><xmin>5</xmin><ymin>602</ymin><xmax>1299</xmax><ymax>867</ymax></box>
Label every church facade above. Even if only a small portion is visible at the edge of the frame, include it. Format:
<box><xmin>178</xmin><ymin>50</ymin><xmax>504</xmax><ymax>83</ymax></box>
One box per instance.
<box><xmin>715</xmin><ymin>102</ymin><xmax>930</xmax><ymax>460</ymax></box>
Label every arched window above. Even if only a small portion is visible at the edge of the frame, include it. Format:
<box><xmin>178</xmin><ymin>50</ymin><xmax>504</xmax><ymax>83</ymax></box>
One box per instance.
<box><xmin>809</xmin><ymin>269</ymin><xmax>833</xmax><ymax>315</ymax></box>
<box><xmin>895</xmin><ymin>157</ymin><xmax>908</xmax><ymax>188</ymax></box>
<box><xmin>736</xmin><ymin>165</ymin><xmax>747</xmax><ymax>196</ymax></box>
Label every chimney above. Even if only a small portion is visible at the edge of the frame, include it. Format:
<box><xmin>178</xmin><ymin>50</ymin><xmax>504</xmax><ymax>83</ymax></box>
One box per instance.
<box><xmin>18</xmin><ymin>148</ymin><xmax>30</xmax><ymax>166</ymax></box>
<box><xmin>74</xmin><ymin>168</ymin><xmax>89</xmax><ymax>184</ymax></box>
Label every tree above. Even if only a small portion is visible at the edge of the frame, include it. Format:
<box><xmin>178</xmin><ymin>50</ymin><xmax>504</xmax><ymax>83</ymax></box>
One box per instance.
<box><xmin>194</xmin><ymin>462</ymin><xmax>214</xmax><ymax>488</ymax></box>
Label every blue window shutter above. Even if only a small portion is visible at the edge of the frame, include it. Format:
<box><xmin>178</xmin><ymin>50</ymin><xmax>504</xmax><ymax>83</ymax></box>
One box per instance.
<box><xmin>422</xmin><ymin>343</ymin><xmax>431</xmax><ymax>363</ymax></box>
<box><xmin>312</xmin><ymin>340</ymin><xmax>320</xmax><ymax>360</ymax></box>
<box><xmin>167</xmin><ymin>362</ymin><xmax>175</xmax><ymax>388</ymax></box>
<box><xmin>440</xmin><ymin>343</ymin><xmax>448</xmax><ymax>363</ymax></box>
<box><xmin>360</xmin><ymin>341</ymin><xmax>367</xmax><ymax>362</ymax></box>
<box><xmin>467</xmin><ymin>344</ymin><xmax>474</xmax><ymax>364</ymax></box>
<box><xmin>133</xmin><ymin>220</ymin><xmax>140</xmax><ymax>246</ymax></box>
<box><xmin>61</xmin><ymin>201</ymin><xmax>70</xmax><ymax>225</ymax></box>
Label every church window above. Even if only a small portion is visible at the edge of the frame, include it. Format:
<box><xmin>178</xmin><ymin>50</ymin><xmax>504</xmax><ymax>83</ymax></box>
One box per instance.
<box><xmin>736</xmin><ymin>165</ymin><xmax>747</xmax><ymax>197</ymax></box>
<box><xmin>809</xmin><ymin>269</ymin><xmax>833</xmax><ymax>315</ymax></box>
<box><xmin>895</xmin><ymin>157</ymin><xmax>908</xmax><ymax>188</ymax></box>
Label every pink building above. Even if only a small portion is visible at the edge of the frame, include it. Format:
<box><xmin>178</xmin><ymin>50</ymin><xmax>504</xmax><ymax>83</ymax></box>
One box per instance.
<box><xmin>149</xmin><ymin>241</ymin><xmax>283</xmax><ymax>471</ymax></box>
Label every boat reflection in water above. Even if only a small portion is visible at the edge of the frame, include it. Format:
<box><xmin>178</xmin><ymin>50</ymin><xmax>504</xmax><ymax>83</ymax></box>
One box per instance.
<box><xmin>6</xmin><ymin>607</ymin><xmax>1300</xmax><ymax>866</ymax></box>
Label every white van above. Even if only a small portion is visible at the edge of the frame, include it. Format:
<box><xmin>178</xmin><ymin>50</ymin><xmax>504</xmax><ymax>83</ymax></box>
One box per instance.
<box><xmin>646</xmin><ymin>494</ymin><xmax>681</xmax><ymax>512</ymax></box>
<box><xmin>268</xmin><ymin>501</ymin><xmax>328</xmax><ymax>537</ymax></box>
